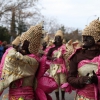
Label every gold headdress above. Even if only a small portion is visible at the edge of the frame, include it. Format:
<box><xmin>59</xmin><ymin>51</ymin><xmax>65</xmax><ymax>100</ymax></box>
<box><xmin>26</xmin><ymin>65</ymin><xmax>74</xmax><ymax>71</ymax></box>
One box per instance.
<box><xmin>20</xmin><ymin>23</ymin><xmax>43</xmax><ymax>54</ymax></box>
<box><xmin>82</xmin><ymin>18</ymin><xmax>100</xmax><ymax>42</ymax></box>
<box><xmin>12</xmin><ymin>36</ymin><xmax>21</xmax><ymax>46</ymax></box>
<box><xmin>43</xmin><ymin>34</ymin><xmax>50</xmax><ymax>43</ymax></box>
<box><xmin>55</xmin><ymin>30</ymin><xmax>64</xmax><ymax>39</ymax></box>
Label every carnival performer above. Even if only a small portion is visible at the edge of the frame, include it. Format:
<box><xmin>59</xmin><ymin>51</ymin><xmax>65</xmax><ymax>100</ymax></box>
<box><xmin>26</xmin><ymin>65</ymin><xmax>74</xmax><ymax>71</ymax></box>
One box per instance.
<box><xmin>0</xmin><ymin>41</ymin><xmax>4</xmax><ymax>63</ymax></box>
<box><xmin>46</xmin><ymin>30</ymin><xmax>67</xmax><ymax>100</ymax></box>
<box><xmin>0</xmin><ymin>23</ymin><xmax>43</xmax><ymax>100</ymax></box>
<box><xmin>67</xmin><ymin>18</ymin><xmax>100</xmax><ymax>100</ymax></box>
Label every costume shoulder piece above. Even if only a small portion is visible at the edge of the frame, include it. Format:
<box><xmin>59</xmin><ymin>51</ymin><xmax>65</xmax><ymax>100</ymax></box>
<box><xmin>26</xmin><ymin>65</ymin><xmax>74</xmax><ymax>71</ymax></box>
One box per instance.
<box><xmin>68</xmin><ymin>47</ymin><xmax>82</xmax><ymax>60</ymax></box>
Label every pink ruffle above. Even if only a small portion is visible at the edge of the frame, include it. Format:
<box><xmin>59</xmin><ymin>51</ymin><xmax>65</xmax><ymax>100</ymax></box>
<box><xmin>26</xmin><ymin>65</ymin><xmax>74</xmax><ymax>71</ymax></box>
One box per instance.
<box><xmin>78</xmin><ymin>55</ymin><xmax>100</xmax><ymax>70</ymax></box>
<box><xmin>77</xmin><ymin>84</ymin><xmax>95</xmax><ymax>99</ymax></box>
<box><xmin>36</xmin><ymin>76</ymin><xmax>58</xmax><ymax>93</ymax></box>
<box><xmin>35</xmin><ymin>88</ymin><xmax>52</xmax><ymax>100</ymax></box>
<box><xmin>28</xmin><ymin>54</ymin><xmax>40</xmax><ymax>62</ymax></box>
<box><xmin>61</xmin><ymin>83</ymin><xmax>75</xmax><ymax>93</ymax></box>
<box><xmin>35</xmin><ymin>76</ymin><xmax>58</xmax><ymax>100</ymax></box>
<box><xmin>77</xmin><ymin>56</ymin><xmax>100</xmax><ymax>100</ymax></box>
<box><xmin>37</xmin><ymin>56</ymin><xmax>50</xmax><ymax>79</ymax></box>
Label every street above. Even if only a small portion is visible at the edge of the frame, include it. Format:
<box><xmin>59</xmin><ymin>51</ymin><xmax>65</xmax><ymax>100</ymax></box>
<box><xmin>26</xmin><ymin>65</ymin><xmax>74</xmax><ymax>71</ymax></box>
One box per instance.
<box><xmin>50</xmin><ymin>91</ymin><xmax>76</xmax><ymax>100</ymax></box>
<box><xmin>0</xmin><ymin>88</ymin><xmax>76</xmax><ymax>100</ymax></box>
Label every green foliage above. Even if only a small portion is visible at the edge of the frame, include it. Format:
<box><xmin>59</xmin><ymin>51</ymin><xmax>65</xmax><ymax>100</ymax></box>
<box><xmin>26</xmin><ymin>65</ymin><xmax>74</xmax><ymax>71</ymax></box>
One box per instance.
<box><xmin>64</xmin><ymin>29</ymin><xmax>82</xmax><ymax>42</ymax></box>
<box><xmin>17</xmin><ymin>21</ymin><xmax>27</xmax><ymax>35</ymax></box>
<box><xmin>0</xmin><ymin>26</ymin><xmax>11</xmax><ymax>43</ymax></box>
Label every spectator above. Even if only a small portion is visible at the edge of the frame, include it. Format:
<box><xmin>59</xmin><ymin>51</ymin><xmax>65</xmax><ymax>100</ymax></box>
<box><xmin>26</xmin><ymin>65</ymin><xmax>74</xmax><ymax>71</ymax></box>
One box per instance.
<box><xmin>47</xmin><ymin>30</ymin><xmax>67</xmax><ymax>100</ymax></box>
<box><xmin>0</xmin><ymin>41</ymin><xmax>4</xmax><ymax>62</ymax></box>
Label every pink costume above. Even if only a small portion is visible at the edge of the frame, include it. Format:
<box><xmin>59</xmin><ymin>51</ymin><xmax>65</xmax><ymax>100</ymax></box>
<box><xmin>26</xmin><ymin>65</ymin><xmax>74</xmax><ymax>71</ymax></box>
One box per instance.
<box><xmin>63</xmin><ymin>48</ymin><xmax>100</xmax><ymax>100</ymax></box>
<box><xmin>37</xmin><ymin>45</ymin><xmax>54</xmax><ymax>79</ymax></box>
<box><xmin>52</xmin><ymin>44</ymin><xmax>67</xmax><ymax>73</ymax></box>
<box><xmin>47</xmin><ymin>44</ymin><xmax>67</xmax><ymax>74</ymax></box>
<box><xmin>61</xmin><ymin>49</ymin><xmax>100</xmax><ymax>100</ymax></box>
<box><xmin>77</xmin><ymin>55</ymin><xmax>100</xmax><ymax>100</ymax></box>
<box><xmin>0</xmin><ymin>47</ymin><xmax>39</xmax><ymax>100</ymax></box>
<box><xmin>45</xmin><ymin>44</ymin><xmax>67</xmax><ymax>92</ymax></box>
<box><xmin>44</xmin><ymin>45</ymin><xmax>54</xmax><ymax>56</ymax></box>
<box><xmin>0</xmin><ymin>23</ymin><xmax>44</xmax><ymax>100</ymax></box>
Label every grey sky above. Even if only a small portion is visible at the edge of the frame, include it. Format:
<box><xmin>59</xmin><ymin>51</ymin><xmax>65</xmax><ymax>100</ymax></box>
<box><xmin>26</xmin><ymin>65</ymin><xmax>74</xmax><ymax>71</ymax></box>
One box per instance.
<box><xmin>38</xmin><ymin>0</ymin><xmax>100</xmax><ymax>30</ymax></box>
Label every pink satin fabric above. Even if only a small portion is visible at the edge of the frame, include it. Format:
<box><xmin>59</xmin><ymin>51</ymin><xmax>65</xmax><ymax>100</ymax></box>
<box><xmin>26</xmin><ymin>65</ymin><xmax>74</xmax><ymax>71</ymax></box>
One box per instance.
<box><xmin>28</xmin><ymin>53</ymin><xmax>40</xmax><ymax>62</ymax></box>
<box><xmin>77</xmin><ymin>56</ymin><xmax>100</xmax><ymax>100</ymax></box>
<box><xmin>9</xmin><ymin>86</ymin><xmax>34</xmax><ymax>100</ymax></box>
<box><xmin>61</xmin><ymin>83</ymin><xmax>76</xmax><ymax>93</ymax></box>
<box><xmin>51</xmin><ymin>44</ymin><xmax>67</xmax><ymax>74</ymax></box>
<box><xmin>36</xmin><ymin>46</ymin><xmax>54</xmax><ymax>79</ymax></box>
<box><xmin>35</xmin><ymin>57</ymin><xmax>58</xmax><ymax>100</ymax></box>
<box><xmin>56</xmin><ymin>60</ymin><xmax>67</xmax><ymax>74</ymax></box>
<box><xmin>77</xmin><ymin>84</ymin><xmax>95</xmax><ymax>99</ymax></box>
<box><xmin>35</xmin><ymin>48</ymin><xmax>58</xmax><ymax>100</ymax></box>
<box><xmin>44</xmin><ymin>45</ymin><xmax>54</xmax><ymax>56</ymax></box>
<box><xmin>78</xmin><ymin>55</ymin><xmax>100</xmax><ymax>69</ymax></box>
<box><xmin>36</xmin><ymin>76</ymin><xmax>58</xmax><ymax>93</ymax></box>
<box><xmin>37</xmin><ymin>56</ymin><xmax>50</xmax><ymax>79</ymax></box>
<box><xmin>35</xmin><ymin>76</ymin><xmax>58</xmax><ymax>100</ymax></box>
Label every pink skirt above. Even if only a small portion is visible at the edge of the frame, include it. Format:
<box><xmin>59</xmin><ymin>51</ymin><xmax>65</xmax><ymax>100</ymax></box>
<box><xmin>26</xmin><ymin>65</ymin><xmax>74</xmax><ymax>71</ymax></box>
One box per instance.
<box><xmin>9</xmin><ymin>86</ymin><xmax>34</xmax><ymax>100</ymax></box>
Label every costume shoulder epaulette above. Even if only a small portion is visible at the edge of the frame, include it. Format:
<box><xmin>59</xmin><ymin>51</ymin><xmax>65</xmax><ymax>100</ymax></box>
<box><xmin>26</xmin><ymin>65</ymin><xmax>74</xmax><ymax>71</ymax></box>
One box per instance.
<box><xmin>68</xmin><ymin>47</ymin><xmax>82</xmax><ymax>60</ymax></box>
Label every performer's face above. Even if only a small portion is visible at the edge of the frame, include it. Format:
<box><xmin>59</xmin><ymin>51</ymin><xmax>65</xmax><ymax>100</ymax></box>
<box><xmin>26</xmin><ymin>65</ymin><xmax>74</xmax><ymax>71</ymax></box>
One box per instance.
<box><xmin>42</xmin><ymin>42</ymin><xmax>47</xmax><ymax>48</ymax></box>
<box><xmin>82</xmin><ymin>35</ymin><xmax>95</xmax><ymax>49</ymax></box>
<box><xmin>54</xmin><ymin>36</ymin><xmax>62</xmax><ymax>46</ymax></box>
<box><xmin>22</xmin><ymin>40</ymin><xmax>29</xmax><ymax>50</ymax></box>
<box><xmin>21</xmin><ymin>40</ymin><xmax>30</xmax><ymax>55</ymax></box>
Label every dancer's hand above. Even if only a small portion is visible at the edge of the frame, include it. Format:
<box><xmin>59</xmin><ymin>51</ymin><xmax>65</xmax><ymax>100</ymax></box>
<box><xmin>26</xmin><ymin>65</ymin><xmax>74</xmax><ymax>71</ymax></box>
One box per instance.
<box><xmin>83</xmin><ymin>73</ymin><xmax>91</xmax><ymax>84</ymax></box>
<box><xmin>91</xmin><ymin>70</ymin><xmax>98</xmax><ymax>85</ymax></box>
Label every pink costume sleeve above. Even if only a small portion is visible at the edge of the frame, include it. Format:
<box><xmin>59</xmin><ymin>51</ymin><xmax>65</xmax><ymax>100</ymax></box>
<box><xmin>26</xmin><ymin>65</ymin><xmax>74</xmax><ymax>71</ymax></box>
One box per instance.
<box><xmin>61</xmin><ymin>44</ymin><xmax>66</xmax><ymax>55</ymax></box>
<box><xmin>37</xmin><ymin>55</ymin><xmax>50</xmax><ymax>79</ymax></box>
<box><xmin>61</xmin><ymin>83</ymin><xmax>76</xmax><ymax>93</ymax></box>
<box><xmin>35</xmin><ymin>51</ymin><xmax>58</xmax><ymax>100</ymax></box>
<box><xmin>35</xmin><ymin>76</ymin><xmax>58</xmax><ymax>100</ymax></box>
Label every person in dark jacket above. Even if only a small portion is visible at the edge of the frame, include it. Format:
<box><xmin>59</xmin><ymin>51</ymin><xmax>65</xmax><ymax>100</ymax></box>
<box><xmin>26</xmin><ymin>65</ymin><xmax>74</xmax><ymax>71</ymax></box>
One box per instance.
<box><xmin>67</xmin><ymin>18</ymin><xmax>100</xmax><ymax>100</ymax></box>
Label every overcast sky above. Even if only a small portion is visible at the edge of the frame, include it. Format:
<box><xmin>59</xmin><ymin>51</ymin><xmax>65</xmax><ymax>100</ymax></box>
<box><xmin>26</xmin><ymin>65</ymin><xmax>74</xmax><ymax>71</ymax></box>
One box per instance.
<box><xmin>38</xmin><ymin>0</ymin><xmax>100</xmax><ymax>30</ymax></box>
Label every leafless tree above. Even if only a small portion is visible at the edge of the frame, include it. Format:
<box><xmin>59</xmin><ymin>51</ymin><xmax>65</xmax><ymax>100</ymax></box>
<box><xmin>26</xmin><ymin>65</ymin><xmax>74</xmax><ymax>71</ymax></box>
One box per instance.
<box><xmin>42</xmin><ymin>17</ymin><xmax>62</xmax><ymax>34</ymax></box>
<box><xmin>0</xmin><ymin>0</ymin><xmax>42</xmax><ymax>39</ymax></box>
<box><xmin>0</xmin><ymin>0</ymin><xmax>12</xmax><ymax>17</ymax></box>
